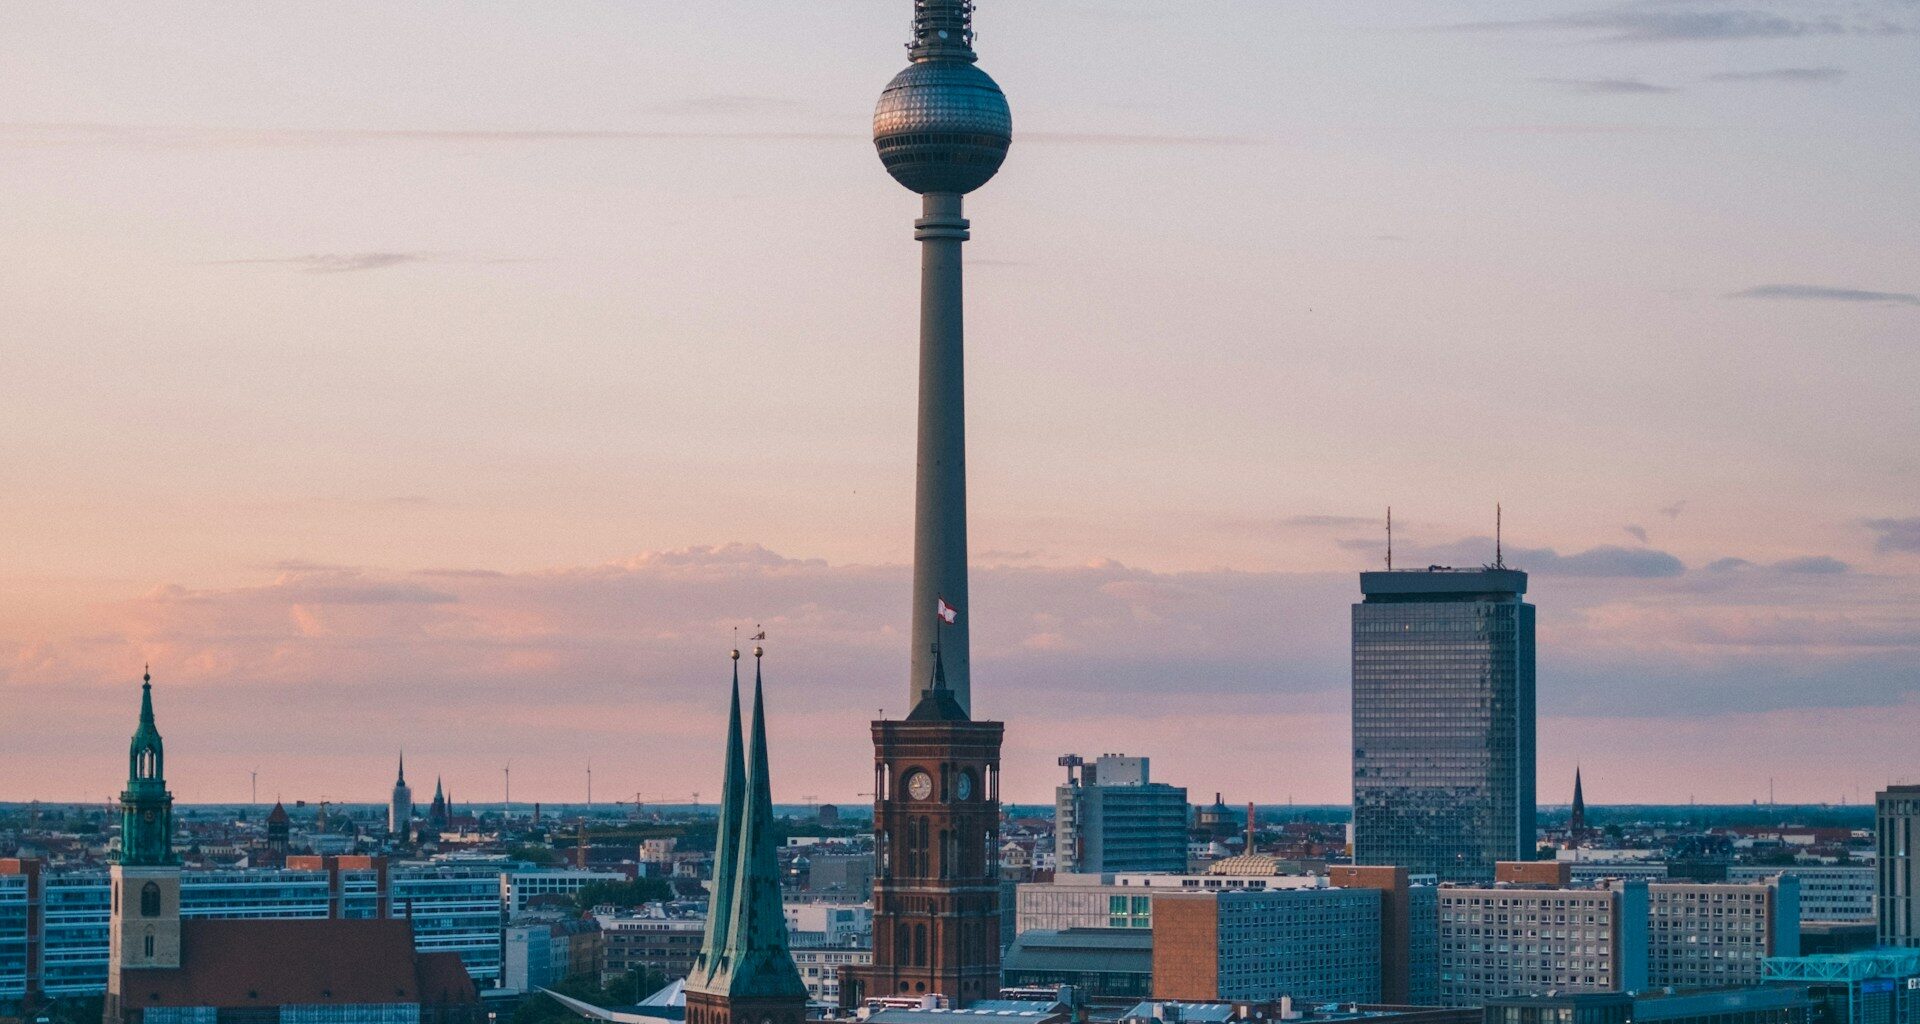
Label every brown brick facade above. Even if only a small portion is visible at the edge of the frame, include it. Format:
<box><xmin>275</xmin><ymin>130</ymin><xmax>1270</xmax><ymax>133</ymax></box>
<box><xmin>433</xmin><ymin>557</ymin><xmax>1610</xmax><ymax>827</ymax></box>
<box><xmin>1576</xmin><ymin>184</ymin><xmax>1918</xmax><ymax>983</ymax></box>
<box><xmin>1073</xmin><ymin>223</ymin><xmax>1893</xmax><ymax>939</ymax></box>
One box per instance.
<box><xmin>1151</xmin><ymin>894</ymin><xmax>1220</xmax><ymax>1000</ymax></box>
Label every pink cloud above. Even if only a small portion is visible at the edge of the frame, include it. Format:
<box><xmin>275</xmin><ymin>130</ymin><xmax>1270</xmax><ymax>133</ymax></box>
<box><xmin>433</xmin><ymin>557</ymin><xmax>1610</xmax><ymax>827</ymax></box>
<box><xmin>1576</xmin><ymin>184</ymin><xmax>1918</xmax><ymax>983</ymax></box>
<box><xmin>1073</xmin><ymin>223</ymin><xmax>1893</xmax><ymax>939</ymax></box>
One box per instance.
<box><xmin>3</xmin><ymin>544</ymin><xmax>1917</xmax><ymax>805</ymax></box>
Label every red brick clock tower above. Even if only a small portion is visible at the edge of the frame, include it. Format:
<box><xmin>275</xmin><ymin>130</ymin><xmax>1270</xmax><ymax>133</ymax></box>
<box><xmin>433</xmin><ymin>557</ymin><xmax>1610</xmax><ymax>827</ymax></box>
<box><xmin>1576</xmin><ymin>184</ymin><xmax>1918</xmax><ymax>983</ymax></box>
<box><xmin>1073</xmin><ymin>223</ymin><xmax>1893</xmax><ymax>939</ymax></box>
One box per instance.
<box><xmin>845</xmin><ymin>651</ymin><xmax>1004</xmax><ymax>1007</ymax></box>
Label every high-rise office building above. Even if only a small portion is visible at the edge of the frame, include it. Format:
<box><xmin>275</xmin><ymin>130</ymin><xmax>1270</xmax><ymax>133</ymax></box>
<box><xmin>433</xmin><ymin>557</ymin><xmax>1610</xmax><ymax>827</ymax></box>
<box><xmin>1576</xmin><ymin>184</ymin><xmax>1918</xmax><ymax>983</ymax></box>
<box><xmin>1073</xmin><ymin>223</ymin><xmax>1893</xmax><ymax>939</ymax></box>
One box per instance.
<box><xmin>1352</xmin><ymin>566</ymin><xmax>1536</xmax><ymax>883</ymax></box>
<box><xmin>1878</xmin><ymin>785</ymin><xmax>1920</xmax><ymax>949</ymax></box>
<box><xmin>1056</xmin><ymin>754</ymin><xmax>1190</xmax><ymax>874</ymax></box>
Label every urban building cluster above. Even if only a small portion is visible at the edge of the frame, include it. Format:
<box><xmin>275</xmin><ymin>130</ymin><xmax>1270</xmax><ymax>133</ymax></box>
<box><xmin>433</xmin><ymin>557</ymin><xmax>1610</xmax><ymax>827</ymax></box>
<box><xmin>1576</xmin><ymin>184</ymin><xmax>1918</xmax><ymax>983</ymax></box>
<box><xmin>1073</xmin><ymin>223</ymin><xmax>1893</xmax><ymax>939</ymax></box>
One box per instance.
<box><xmin>3</xmin><ymin>6</ymin><xmax>1915</xmax><ymax>1024</ymax></box>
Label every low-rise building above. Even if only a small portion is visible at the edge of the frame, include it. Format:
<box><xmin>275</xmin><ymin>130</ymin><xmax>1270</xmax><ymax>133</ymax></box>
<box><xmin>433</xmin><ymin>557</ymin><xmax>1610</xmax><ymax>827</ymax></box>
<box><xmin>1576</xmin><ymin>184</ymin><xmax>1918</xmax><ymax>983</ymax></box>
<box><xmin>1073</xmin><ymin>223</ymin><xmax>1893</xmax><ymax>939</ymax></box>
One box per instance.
<box><xmin>791</xmin><ymin>946</ymin><xmax>871</xmax><ymax>1005</ymax></box>
<box><xmin>1484</xmin><ymin>988</ymin><xmax>1820</xmax><ymax>1024</ymax></box>
<box><xmin>503</xmin><ymin>869</ymin><xmax>629</xmax><ymax>916</ymax></box>
<box><xmin>1728</xmin><ymin>866</ymin><xmax>1872</xmax><ymax>923</ymax></box>
<box><xmin>1003</xmin><ymin>927</ymin><xmax>1154</xmax><ymax>1003</ymax></box>
<box><xmin>597</xmin><ymin>909</ymin><xmax>706</xmax><ymax>985</ymax></box>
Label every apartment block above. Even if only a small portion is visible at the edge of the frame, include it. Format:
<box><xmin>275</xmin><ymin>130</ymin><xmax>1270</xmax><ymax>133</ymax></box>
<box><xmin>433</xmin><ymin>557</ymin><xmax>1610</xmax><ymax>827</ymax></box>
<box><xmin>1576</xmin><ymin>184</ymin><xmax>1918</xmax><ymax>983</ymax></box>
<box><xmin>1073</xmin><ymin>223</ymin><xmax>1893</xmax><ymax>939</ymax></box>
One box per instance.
<box><xmin>1436</xmin><ymin>878</ymin><xmax>1648</xmax><ymax>1005</ymax></box>
<box><xmin>1646</xmin><ymin>878</ymin><xmax>1799</xmax><ymax>989</ymax></box>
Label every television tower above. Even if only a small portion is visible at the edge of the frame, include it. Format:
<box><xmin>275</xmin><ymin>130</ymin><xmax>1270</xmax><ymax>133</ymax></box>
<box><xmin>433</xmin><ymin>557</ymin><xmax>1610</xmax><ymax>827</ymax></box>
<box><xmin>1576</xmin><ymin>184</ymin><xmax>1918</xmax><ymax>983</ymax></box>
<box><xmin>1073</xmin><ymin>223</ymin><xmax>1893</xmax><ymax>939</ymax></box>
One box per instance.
<box><xmin>873</xmin><ymin>0</ymin><xmax>1012</xmax><ymax>717</ymax></box>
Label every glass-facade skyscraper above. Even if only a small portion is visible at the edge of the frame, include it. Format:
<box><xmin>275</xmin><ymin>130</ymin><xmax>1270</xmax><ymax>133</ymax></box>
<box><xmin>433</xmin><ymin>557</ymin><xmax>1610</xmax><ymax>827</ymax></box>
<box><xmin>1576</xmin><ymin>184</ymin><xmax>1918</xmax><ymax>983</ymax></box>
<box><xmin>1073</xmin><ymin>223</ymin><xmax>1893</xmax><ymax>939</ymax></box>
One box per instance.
<box><xmin>1352</xmin><ymin>567</ymin><xmax>1535</xmax><ymax>883</ymax></box>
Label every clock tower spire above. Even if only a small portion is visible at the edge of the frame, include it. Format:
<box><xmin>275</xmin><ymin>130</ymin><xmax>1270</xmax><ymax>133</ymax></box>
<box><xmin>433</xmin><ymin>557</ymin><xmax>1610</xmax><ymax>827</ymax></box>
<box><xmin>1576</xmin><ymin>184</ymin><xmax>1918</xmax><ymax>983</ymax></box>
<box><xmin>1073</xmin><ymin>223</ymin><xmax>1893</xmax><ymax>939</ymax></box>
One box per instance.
<box><xmin>106</xmin><ymin>668</ymin><xmax>183</xmax><ymax>1024</ymax></box>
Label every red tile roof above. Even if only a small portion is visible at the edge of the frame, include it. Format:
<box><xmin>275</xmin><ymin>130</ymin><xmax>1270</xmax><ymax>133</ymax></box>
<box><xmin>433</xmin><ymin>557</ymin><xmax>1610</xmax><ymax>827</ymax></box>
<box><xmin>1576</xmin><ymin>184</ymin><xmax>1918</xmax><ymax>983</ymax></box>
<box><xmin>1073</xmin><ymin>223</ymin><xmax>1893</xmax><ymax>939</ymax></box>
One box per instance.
<box><xmin>122</xmin><ymin>919</ymin><xmax>478</xmax><ymax>1009</ymax></box>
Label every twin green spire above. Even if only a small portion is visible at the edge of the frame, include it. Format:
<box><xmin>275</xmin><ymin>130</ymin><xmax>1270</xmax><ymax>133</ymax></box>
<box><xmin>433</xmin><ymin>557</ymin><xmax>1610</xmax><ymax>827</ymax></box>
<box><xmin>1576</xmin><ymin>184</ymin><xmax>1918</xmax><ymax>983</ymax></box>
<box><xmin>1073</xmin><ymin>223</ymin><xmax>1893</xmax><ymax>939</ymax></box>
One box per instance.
<box><xmin>687</xmin><ymin>649</ymin><xmax>805</xmax><ymax>1001</ymax></box>
<box><xmin>120</xmin><ymin>667</ymin><xmax>177</xmax><ymax>866</ymax></box>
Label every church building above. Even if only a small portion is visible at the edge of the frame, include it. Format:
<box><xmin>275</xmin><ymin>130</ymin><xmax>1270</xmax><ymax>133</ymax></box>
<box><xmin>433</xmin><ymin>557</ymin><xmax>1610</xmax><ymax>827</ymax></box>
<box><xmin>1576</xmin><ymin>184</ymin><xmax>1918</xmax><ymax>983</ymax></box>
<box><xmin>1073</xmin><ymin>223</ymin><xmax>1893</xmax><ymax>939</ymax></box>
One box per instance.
<box><xmin>103</xmin><ymin>670</ymin><xmax>482</xmax><ymax>1024</ymax></box>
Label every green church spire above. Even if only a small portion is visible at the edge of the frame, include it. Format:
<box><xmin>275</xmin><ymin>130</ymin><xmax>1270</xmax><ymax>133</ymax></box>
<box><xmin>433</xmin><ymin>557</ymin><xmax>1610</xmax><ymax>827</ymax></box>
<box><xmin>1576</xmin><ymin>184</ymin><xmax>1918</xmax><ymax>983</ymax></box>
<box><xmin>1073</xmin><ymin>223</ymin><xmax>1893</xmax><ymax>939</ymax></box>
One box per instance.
<box><xmin>120</xmin><ymin>667</ymin><xmax>176</xmax><ymax>866</ymax></box>
<box><xmin>716</xmin><ymin>650</ymin><xmax>805</xmax><ymax>999</ymax></box>
<box><xmin>690</xmin><ymin>649</ymin><xmax>748</xmax><ymax>991</ymax></box>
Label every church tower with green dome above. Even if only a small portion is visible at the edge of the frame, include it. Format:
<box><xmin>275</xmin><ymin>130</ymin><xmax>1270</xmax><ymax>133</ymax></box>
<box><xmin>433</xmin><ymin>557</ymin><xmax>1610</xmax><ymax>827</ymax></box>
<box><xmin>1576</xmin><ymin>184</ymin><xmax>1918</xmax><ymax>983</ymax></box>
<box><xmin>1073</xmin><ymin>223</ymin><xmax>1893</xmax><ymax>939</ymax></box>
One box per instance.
<box><xmin>106</xmin><ymin>668</ymin><xmax>183</xmax><ymax>1024</ymax></box>
<box><xmin>119</xmin><ymin>668</ymin><xmax>176</xmax><ymax>867</ymax></box>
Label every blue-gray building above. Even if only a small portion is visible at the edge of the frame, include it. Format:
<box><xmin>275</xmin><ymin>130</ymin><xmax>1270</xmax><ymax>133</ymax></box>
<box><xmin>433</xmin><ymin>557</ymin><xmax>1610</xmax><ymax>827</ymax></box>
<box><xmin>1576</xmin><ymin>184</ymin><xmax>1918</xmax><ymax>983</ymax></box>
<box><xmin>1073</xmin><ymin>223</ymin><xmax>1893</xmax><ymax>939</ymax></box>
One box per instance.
<box><xmin>1352</xmin><ymin>567</ymin><xmax>1535</xmax><ymax>883</ymax></box>
<box><xmin>1056</xmin><ymin>755</ymin><xmax>1190</xmax><ymax>875</ymax></box>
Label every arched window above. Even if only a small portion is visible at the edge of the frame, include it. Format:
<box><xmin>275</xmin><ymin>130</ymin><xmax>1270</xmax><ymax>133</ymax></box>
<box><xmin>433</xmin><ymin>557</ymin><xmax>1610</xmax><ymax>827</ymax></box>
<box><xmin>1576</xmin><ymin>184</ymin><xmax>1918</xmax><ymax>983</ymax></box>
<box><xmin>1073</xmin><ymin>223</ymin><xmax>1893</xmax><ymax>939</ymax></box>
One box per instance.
<box><xmin>141</xmin><ymin>881</ymin><xmax>161</xmax><ymax>917</ymax></box>
<box><xmin>144</xmin><ymin>933</ymin><xmax>155</xmax><ymax>957</ymax></box>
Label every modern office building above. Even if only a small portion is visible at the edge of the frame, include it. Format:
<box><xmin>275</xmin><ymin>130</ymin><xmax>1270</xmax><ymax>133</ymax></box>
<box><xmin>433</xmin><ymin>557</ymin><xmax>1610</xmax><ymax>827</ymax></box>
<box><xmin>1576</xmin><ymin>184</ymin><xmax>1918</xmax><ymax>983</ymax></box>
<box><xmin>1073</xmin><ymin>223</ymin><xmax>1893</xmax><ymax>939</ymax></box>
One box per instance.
<box><xmin>1152</xmin><ymin>887</ymin><xmax>1382</xmax><ymax>1004</ymax></box>
<box><xmin>1878</xmin><ymin>785</ymin><xmax>1920</xmax><ymax>949</ymax></box>
<box><xmin>393</xmin><ymin>864</ymin><xmax>510</xmax><ymax>983</ymax></box>
<box><xmin>0</xmin><ymin>867</ymin><xmax>29</xmax><ymax>1006</ymax></box>
<box><xmin>599</xmin><ymin>911</ymin><xmax>707</xmax><ymax>985</ymax></box>
<box><xmin>1728</xmin><ymin>866</ymin><xmax>1872</xmax><ymax>923</ymax></box>
<box><xmin>1352</xmin><ymin>567</ymin><xmax>1535</xmax><ymax>883</ymax></box>
<box><xmin>1762</xmin><ymin>948</ymin><xmax>1920</xmax><ymax>1024</ymax></box>
<box><xmin>1015</xmin><ymin>875</ymin><xmax>1332</xmax><ymax>934</ymax></box>
<box><xmin>1570</xmin><ymin>863</ymin><xmax>1672</xmax><ymax>886</ymax></box>
<box><xmin>1056</xmin><ymin>755</ymin><xmax>1190</xmax><ymax>875</ymax></box>
<box><xmin>502</xmin><ymin>919</ymin><xmax>602</xmax><ymax>995</ymax></box>
<box><xmin>1329</xmin><ymin>865</ymin><xmax>1441</xmax><ymax>1007</ymax></box>
<box><xmin>503</xmin><ymin>868</ymin><xmax>628</xmax><ymax>916</ymax></box>
<box><xmin>1436</xmin><ymin>876</ymin><xmax>1649</xmax><ymax>1005</ymax></box>
<box><xmin>1016</xmin><ymin>880</ymin><xmax>1159</xmax><ymax>934</ymax></box>
<box><xmin>0</xmin><ymin>858</ymin><xmax>625</xmax><ymax>996</ymax></box>
<box><xmin>1003</xmin><ymin>928</ymin><xmax>1154</xmax><ymax>1003</ymax></box>
<box><xmin>1647</xmin><ymin>878</ymin><xmax>1800</xmax><ymax>989</ymax></box>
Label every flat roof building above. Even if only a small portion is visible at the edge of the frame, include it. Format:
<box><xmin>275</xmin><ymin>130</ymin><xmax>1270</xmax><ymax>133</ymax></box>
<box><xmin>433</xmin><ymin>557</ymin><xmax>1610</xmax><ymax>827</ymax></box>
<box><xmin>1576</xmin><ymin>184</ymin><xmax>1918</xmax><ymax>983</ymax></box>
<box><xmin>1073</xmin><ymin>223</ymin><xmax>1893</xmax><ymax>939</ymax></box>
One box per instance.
<box><xmin>1056</xmin><ymin>756</ymin><xmax>1190</xmax><ymax>876</ymax></box>
<box><xmin>1153</xmin><ymin>887</ymin><xmax>1381</xmax><ymax>1005</ymax></box>
<box><xmin>1352</xmin><ymin>568</ymin><xmax>1535</xmax><ymax>884</ymax></box>
<box><xmin>1877</xmin><ymin>786</ymin><xmax>1920</xmax><ymax>949</ymax></box>
<box><xmin>1437</xmin><ymin>877</ymin><xmax>1648</xmax><ymax>1005</ymax></box>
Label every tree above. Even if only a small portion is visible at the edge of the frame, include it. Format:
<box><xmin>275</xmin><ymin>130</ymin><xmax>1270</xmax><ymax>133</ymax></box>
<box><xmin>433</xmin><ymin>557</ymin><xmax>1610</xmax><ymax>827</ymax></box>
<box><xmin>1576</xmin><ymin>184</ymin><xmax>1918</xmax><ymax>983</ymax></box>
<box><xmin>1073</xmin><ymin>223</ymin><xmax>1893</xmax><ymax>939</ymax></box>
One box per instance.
<box><xmin>573</xmin><ymin>877</ymin><xmax>673</xmax><ymax>911</ymax></box>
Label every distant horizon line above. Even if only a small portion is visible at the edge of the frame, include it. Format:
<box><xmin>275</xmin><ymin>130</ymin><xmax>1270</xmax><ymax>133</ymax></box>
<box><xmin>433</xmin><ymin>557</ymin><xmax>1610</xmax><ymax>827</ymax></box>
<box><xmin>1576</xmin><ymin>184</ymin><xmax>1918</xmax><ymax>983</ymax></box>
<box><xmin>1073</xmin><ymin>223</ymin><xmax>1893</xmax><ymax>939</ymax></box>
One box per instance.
<box><xmin>0</xmin><ymin>799</ymin><xmax>1879</xmax><ymax>813</ymax></box>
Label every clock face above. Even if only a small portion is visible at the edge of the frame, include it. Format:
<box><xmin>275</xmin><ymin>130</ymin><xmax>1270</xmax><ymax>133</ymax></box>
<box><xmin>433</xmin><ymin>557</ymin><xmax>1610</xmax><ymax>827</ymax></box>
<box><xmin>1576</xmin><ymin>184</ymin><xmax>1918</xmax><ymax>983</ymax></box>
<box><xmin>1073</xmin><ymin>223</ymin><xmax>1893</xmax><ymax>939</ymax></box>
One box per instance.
<box><xmin>905</xmin><ymin>770</ymin><xmax>934</xmax><ymax>801</ymax></box>
<box><xmin>955</xmin><ymin>771</ymin><xmax>974</xmax><ymax>801</ymax></box>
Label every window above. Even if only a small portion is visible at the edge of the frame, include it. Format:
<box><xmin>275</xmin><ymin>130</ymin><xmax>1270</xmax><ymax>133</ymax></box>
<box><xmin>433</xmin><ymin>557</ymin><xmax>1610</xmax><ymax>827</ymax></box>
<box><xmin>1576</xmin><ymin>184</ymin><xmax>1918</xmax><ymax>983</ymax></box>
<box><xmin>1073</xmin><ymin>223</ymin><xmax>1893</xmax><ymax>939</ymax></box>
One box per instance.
<box><xmin>141</xmin><ymin>882</ymin><xmax>161</xmax><ymax>918</ymax></box>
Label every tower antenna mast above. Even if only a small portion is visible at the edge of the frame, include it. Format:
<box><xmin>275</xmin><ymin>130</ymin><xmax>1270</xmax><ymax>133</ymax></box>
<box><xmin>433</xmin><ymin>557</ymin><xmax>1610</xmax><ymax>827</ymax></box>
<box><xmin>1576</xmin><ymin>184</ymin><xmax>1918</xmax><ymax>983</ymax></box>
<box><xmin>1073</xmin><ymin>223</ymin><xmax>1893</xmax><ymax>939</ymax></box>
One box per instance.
<box><xmin>1386</xmin><ymin>507</ymin><xmax>1393</xmax><ymax>571</ymax></box>
<box><xmin>1496</xmin><ymin>503</ymin><xmax>1504</xmax><ymax>568</ymax></box>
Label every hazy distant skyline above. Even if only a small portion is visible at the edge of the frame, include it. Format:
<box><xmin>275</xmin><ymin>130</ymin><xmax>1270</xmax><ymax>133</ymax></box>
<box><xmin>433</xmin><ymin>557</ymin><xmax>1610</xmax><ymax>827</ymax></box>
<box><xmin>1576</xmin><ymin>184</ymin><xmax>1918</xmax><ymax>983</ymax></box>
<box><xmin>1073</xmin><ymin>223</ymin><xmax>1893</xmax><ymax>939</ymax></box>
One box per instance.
<box><xmin>3</xmin><ymin>1</ymin><xmax>1917</xmax><ymax>805</ymax></box>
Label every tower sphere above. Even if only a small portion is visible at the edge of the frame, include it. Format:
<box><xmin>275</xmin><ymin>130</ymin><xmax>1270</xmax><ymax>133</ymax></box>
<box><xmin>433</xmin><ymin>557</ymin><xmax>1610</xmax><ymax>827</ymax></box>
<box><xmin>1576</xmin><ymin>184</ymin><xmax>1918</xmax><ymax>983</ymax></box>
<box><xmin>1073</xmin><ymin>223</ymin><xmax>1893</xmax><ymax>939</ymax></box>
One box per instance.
<box><xmin>873</xmin><ymin>61</ymin><xmax>1012</xmax><ymax>195</ymax></box>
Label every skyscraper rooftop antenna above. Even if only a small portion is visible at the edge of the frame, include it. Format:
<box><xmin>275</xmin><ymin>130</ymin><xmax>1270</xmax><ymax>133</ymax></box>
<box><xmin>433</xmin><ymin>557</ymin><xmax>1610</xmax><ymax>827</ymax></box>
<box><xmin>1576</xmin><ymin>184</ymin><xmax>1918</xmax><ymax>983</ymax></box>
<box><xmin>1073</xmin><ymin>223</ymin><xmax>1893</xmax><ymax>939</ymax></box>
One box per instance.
<box><xmin>1496</xmin><ymin>503</ymin><xmax>1504</xmax><ymax>569</ymax></box>
<box><xmin>1386</xmin><ymin>507</ymin><xmax>1393</xmax><ymax>571</ymax></box>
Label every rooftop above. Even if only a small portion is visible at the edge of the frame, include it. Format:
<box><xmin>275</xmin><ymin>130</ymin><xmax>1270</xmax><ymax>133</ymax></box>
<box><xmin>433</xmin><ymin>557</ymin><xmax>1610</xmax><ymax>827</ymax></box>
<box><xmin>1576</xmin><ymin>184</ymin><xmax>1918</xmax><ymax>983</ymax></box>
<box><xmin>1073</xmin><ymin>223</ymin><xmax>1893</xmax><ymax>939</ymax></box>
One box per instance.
<box><xmin>1359</xmin><ymin>568</ymin><xmax>1527</xmax><ymax>598</ymax></box>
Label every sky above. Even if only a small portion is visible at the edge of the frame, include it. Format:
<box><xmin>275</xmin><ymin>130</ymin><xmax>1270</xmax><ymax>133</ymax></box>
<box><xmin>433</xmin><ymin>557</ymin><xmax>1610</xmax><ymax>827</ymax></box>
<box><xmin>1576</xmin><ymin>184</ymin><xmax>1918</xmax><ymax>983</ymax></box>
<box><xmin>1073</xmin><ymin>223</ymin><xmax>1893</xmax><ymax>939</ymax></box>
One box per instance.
<box><xmin>2</xmin><ymin>0</ymin><xmax>1917</xmax><ymax>809</ymax></box>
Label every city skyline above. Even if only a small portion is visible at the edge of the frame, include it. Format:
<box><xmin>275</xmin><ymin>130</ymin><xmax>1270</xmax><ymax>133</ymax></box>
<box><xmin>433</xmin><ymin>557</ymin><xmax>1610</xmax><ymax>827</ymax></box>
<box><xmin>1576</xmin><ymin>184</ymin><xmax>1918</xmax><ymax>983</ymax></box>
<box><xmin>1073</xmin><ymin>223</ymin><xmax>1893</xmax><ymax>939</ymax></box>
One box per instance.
<box><xmin>4</xmin><ymin>0</ymin><xmax>1919</xmax><ymax>804</ymax></box>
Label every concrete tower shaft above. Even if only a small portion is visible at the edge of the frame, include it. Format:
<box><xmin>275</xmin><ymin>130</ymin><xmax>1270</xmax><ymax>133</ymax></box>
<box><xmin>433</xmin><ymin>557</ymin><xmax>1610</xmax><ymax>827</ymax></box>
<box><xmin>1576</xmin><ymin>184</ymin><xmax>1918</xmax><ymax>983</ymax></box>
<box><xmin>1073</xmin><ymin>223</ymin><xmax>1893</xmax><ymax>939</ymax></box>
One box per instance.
<box><xmin>874</xmin><ymin>1</ymin><xmax>1011</xmax><ymax>718</ymax></box>
<box><xmin>910</xmin><ymin>193</ymin><xmax>973</xmax><ymax>714</ymax></box>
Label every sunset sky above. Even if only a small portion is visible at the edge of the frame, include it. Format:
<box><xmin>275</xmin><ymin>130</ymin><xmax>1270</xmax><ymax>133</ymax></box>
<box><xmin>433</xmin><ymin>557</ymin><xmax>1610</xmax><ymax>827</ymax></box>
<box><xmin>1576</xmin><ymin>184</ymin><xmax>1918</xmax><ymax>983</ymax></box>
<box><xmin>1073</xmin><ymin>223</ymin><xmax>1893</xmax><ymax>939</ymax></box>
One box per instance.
<box><xmin>3</xmin><ymin>0</ymin><xmax>1917</xmax><ymax>808</ymax></box>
